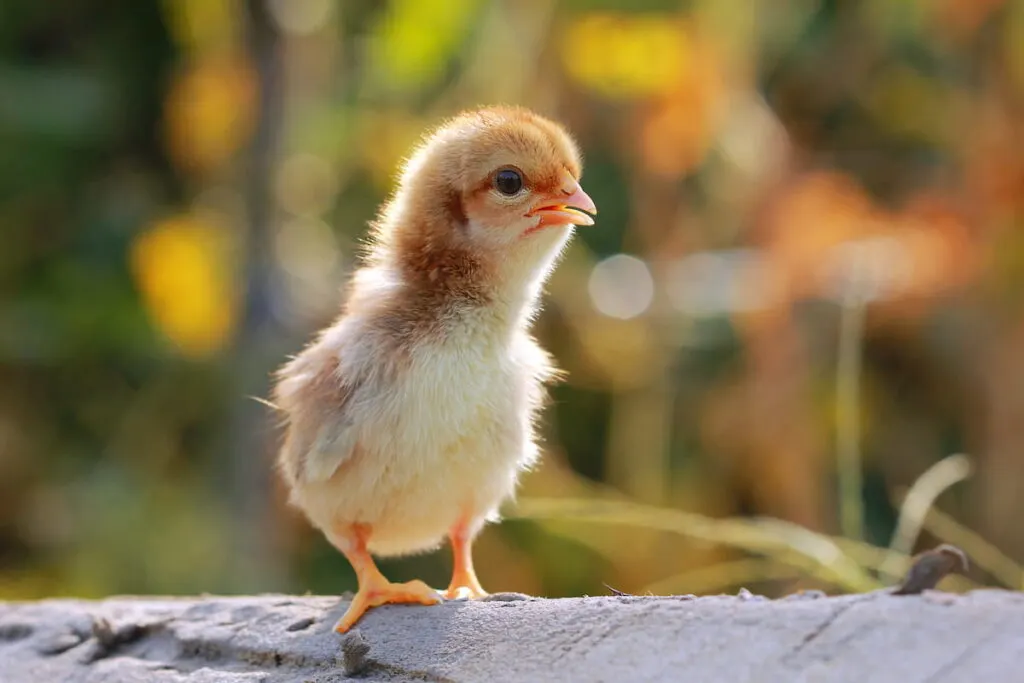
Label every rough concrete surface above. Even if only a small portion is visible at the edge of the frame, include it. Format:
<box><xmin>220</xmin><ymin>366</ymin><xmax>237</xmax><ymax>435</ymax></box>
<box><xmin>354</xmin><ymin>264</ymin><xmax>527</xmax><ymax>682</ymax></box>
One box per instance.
<box><xmin>1</xmin><ymin>589</ymin><xmax>1023</xmax><ymax>682</ymax></box>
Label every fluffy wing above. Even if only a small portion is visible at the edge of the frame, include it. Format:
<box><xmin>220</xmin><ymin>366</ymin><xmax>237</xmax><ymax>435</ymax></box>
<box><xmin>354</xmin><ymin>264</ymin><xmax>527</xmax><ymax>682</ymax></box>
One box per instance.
<box><xmin>273</xmin><ymin>348</ymin><xmax>362</xmax><ymax>486</ymax></box>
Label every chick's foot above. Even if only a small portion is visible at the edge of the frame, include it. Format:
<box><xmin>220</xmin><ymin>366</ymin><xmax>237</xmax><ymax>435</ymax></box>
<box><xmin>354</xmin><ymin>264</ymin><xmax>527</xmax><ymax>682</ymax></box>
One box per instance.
<box><xmin>335</xmin><ymin>578</ymin><xmax>441</xmax><ymax>633</ymax></box>
<box><xmin>329</xmin><ymin>523</ymin><xmax>442</xmax><ymax>632</ymax></box>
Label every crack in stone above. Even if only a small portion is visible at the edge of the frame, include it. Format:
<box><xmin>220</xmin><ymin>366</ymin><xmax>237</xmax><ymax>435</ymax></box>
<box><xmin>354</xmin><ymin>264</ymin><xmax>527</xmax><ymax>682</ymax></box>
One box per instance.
<box><xmin>921</xmin><ymin>647</ymin><xmax>974</xmax><ymax>683</ymax></box>
<box><xmin>920</xmin><ymin>627</ymin><xmax>995</xmax><ymax>683</ymax></box>
<box><xmin>785</xmin><ymin>597</ymin><xmax>866</xmax><ymax>662</ymax></box>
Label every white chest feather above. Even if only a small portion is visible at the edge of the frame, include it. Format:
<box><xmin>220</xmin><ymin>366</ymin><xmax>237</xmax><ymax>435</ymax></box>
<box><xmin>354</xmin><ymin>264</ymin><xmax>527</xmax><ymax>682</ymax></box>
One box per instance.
<box><xmin>290</xmin><ymin>312</ymin><xmax>550</xmax><ymax>555</ymax></box>
<box><xmin>362</xmin><ymin>320</ymin><xmax>536</xmax><ymax>464</ymax></box>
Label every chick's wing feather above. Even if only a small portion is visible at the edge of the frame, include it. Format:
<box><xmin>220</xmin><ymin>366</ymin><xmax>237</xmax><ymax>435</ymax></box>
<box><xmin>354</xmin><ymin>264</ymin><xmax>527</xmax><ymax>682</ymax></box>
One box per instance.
<box><xmin>274</xmin><ymin>348</ymin><xmax>361</xmax><ymax>485</ymax></box>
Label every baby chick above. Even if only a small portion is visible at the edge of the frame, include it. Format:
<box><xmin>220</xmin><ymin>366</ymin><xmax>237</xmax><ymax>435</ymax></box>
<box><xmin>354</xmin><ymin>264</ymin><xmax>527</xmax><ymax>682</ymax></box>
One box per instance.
<box><xmin>272</xmin><ymin>106</ymin><xmax>597</xmax><ymax>632</ymax></box>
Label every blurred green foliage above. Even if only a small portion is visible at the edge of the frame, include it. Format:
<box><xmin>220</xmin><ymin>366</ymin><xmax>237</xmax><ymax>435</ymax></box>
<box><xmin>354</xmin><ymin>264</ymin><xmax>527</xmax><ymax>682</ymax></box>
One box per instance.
<box><xmin>1</xmin><ymin>0</ymin><xmax>1023</xmax><ymax>601</ymax></box>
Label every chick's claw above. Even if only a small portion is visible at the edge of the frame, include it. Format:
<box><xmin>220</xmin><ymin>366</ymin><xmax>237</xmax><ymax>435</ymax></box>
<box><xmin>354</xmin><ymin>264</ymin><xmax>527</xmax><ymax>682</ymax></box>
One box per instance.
<box><xmin>334</xmin><ymin>579</ymin><xmax>442</xmax><ymax>633</ymax></box>
<box><xmin>442</xmin><ymin>584</ymin><xmax>488</xmax><ymax>601</ymax></box>
<box><xmin>441</xmin><ymin>561</ymin><xmax>488</xmax><ymax>600</ymax></box>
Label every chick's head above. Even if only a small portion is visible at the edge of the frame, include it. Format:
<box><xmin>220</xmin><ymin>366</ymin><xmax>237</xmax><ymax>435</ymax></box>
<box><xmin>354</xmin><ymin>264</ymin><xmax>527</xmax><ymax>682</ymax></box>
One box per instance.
<box><xmin>384</xmin><ymin>106</ymin><xmax>597</xmax><ymax>269</ymax></box>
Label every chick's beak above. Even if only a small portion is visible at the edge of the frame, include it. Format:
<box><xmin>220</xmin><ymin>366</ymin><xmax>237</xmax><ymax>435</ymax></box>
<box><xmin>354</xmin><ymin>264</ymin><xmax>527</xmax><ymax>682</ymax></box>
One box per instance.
<box><xmin>527</xmin><ymin>181</ymin><xmax>597</xmax><ymax>228</ymax></box>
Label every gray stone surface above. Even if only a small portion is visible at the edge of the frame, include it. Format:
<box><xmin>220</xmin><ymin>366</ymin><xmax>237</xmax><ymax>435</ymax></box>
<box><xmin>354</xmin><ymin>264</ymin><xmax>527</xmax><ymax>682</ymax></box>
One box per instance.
<box><xmin>1</xmin><ymin>590</ymin><xmax>1023</xmax><ymax>682</ymax></box>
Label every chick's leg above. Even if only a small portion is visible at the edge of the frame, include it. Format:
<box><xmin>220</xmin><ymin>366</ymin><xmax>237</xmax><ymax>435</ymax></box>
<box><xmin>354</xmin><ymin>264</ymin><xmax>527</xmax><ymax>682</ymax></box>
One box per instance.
<box><xmin>329</xmin><ymin>523</ymin><xmax>441</xmax><ymax>633</ymax></box>
<box><xmin>442</xmin><ymin>517</ymin><xmax>489</xmax><ymax>600</ymax></box>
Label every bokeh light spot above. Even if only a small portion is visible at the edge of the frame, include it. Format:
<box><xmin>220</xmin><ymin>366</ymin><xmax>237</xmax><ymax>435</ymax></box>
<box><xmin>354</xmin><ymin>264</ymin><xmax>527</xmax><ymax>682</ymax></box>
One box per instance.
<box><xmin>130</xmin><ymin>215</ymin><xmax>237</xmax><ymax>357</ymax></box>
<box><xmin>275</xmin><ymin>153</ymin><xmax>338</xmax><ymax>217</ymax></box>
<box><xmin>274</xmin><ymin>216</ymin><xmax>343</xmax><ymax>321</ymax></box>
<box><xmin>667</xmin><ymin>249</ymin><xmax>777</xmax><ymax>316</ymax></box>
<box><xmin>588</xmin><ymin>254</ymin><xmax>655</xmax><ymax>320</ymax></box>
<box><xmin>163</xmin><ymin>57</ymin><xmax>256</xmax><ymax>175</ymax></box>
<box><xmin>267</xmin><ymin>0</ymin><xmax>334</xmax><ymax>36</ymax></box>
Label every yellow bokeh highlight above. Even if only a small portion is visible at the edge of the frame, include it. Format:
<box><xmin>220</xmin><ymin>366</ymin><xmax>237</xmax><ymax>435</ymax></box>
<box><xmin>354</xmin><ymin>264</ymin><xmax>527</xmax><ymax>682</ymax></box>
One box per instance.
<box><xmin>130</xmin><ymin>215</ymin><xmax>238</xmax><ymax>357</ymax></box>
<box><xmin>372</xmin><ymin>0</ymin><xmax>481</xmax><ymax>91</ymax></box>
<box><xmin>562</xmin><ymin>13</ymin><xmax>690</xmax><ymax>99</ymax></box>
<box><xmin>161</xmin><ymin>0</ymin><xmax>240</xmax><ymax>53</ymax></box>
<box><xmin>163</xmin><ymin>56</ymin><xmax>256</xmax><ymax>175</ymax></box>
<box><xmin>562</xmin><ymin>13</ymin><xmax>728</xmax><ymax>177</ymax></box>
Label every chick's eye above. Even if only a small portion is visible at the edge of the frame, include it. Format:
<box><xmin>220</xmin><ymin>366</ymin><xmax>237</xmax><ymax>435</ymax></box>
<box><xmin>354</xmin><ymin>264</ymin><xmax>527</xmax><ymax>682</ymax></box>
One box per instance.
<box><xmin>494</xmin><ymin>169</ymin><xmax>523</xmax><ymax>196</ymax></box>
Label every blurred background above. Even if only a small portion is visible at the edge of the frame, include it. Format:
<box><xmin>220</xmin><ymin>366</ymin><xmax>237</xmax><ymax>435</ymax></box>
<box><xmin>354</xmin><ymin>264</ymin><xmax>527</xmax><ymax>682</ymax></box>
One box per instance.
<box><xmin>2</xmin><ymin>0</ymin><xmax>1023</xmax><ymax>601</ymax></box>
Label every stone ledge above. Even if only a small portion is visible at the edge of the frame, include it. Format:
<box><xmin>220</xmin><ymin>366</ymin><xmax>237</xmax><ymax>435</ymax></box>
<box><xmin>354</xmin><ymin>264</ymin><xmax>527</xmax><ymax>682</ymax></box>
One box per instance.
<box><xmin>1</xmin><ymin>590</ymin><xmax>1022</xmax><ymax>682</ymax></box>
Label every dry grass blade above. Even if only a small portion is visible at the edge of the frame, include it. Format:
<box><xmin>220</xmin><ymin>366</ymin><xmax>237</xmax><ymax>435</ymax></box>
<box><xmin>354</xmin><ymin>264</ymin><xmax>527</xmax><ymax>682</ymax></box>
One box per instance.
<box><xmin>880</xmin><ymin>453</ymin><xmax>973</xmax><ymax>583</ymax></box>
<box><xmin>512</xmin><ymin>497</ymin><xmax>883</xmax><ymax>592</ymax></box>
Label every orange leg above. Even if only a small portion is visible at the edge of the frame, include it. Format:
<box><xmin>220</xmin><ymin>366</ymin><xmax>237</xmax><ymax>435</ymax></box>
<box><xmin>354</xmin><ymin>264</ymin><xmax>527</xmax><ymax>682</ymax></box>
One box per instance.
<box><xmin>328</xmin><ymin>523</ymin><xmax>441</xmax><ymax>633</ymax></box>
<box><xmin>442</xmin><ymin>518</ymin><xmax>489</xmax><ymax>600</ymax></box>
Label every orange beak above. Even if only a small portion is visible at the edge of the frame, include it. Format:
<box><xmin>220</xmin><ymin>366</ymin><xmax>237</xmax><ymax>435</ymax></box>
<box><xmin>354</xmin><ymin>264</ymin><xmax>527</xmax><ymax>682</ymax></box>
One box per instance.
<box><xmin>527</xmin><ymin>181</ymin><xmax>597</xmax><ymax>229</ymax></box>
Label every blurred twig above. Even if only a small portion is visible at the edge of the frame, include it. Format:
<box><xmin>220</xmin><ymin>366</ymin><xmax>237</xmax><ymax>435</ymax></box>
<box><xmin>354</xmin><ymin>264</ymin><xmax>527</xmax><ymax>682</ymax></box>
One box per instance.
<box><xmin>877</xmin><ymin>451</ymin><xmax>1022</xmax><ymax>589</ymax></box>
<box><xmin>225</xmin><ymin>0</ymin><xmax>287</xmax><ymax>590</ymax></box>
<box><xmin>880</xmin><ymin>453</ymin><xmax>973</xmax><ymax>583</ymax></box>
<box><xmin>835</xmin><ymin>260</ymin><xmax>868</xmax><ymax>542</ymax></box>
<box><xmin>829</xmin><ymin>536</ymin><xmax>979</xmax><ymax>593</ymax></box>
<box><xmin>921</xmin><ymin>506</ymin><xmax>1024</xmax><ymax>590</ymax></box>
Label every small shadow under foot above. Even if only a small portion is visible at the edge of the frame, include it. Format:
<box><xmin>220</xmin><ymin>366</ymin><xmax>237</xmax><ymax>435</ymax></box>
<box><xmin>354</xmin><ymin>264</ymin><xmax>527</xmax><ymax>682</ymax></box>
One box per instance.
<box><xmin>480</xmin><ymin>592</ymin><xmax>533</xmax><ymax>602</ymax></box>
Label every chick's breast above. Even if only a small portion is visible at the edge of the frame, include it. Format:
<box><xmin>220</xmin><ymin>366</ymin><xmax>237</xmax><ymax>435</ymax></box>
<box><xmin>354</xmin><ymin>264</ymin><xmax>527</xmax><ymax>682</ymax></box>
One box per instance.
<box><xmin>290</xmin><ymin>315</ymin><xmax>549</xmax><ymax>557</ymax></box>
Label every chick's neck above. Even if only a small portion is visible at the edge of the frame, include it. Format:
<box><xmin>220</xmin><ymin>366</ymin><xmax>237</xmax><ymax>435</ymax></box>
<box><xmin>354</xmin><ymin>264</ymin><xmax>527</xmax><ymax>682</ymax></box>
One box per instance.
<box><xmin>383</xmin><ymin>220</ymin><xmax>571</xmax><ymax>335</ymax></box>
